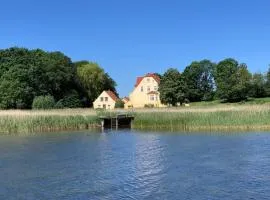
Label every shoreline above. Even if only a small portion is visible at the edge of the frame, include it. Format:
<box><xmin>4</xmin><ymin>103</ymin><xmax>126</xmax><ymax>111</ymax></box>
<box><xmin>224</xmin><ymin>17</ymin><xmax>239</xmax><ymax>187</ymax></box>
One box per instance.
<box><xmin>132</xmin><ymin>125</ymin><xmax>270</xmax><ymax>132</ymax></box>
<box><xmin>0</xmin><ymin>104</ymin><xmax>269</xmax><ymax>135</ymax></box>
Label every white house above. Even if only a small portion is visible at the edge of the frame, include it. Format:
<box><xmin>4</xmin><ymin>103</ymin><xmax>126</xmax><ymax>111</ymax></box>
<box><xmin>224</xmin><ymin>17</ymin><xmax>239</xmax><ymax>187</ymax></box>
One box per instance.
<box><xmin>93</xmin><ymin>90</ymin><xmax>118</xmax><ymax>109</ymax></box>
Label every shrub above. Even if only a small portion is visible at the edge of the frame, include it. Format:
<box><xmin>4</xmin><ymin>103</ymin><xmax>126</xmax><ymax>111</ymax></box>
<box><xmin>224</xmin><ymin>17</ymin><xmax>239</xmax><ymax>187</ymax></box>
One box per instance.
<box><xmin>32</xmin><ymin>95</ymin><xmax>55</xmax><ymax>109</ymax></box>
<box><xmin>16</xmin><ymin>100</ymin><xmax>27</xmax><ymax>109</ymax></box>
<box><xmin>55</xmin><ymin>91</ymin><xmax>82</xmax><ymax>108</ymax></box>
<box><xmin>144</xmin><ymin>104</ymin><xmax>154</xmax><ymax>108</ymax></box>
<box><xmin>115</xmin><ymin>99</ymin><xmax>124</xmax><ymax>108</ymax></box>
<box><xmin>54</xmin><ymin>100</ymin><xmax>64</xmax><ymax>109</ymax></box>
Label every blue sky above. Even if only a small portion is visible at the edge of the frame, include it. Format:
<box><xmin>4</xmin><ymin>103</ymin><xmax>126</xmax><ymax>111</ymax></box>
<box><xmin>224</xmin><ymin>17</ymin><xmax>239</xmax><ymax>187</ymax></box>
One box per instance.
<box><xmin>1</xmin><ymin>0</ymin><xmax>270</xmax><ymax>97</ymax></box>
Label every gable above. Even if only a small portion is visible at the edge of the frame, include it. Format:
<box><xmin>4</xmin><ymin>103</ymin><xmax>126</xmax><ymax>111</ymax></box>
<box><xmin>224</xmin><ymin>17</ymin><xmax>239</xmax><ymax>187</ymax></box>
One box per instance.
<box><xmin>134</xmin><ymin>73</ymin><xmax>160</xmax><ymax>88</ymax></box>
<box><xmin>94</xmin><ymin>90</ymin><xmax>118</xmax><ymax>103</ymax></box>
<box><xmin>105</xmin><ymin>90</ymin><xmax>118</xmax><ymax>101</ymax></box>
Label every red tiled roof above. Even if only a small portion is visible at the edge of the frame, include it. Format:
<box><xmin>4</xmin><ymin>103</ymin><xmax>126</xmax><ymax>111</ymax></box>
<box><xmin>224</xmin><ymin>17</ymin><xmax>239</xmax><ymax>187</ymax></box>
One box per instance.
<box><xmin>105</xmin><ymin>90</ymin><xmax>118</xmax><ymax>101</ymax></box>
<box><xmin>134</xmin><ymin>73</ymin><xmax>160</xmax><ymax>87</ymax></box>
<box><xmin>135</xmin><ymin>77</ymin><xmax>144</xmax><ymax>87</ymax></box>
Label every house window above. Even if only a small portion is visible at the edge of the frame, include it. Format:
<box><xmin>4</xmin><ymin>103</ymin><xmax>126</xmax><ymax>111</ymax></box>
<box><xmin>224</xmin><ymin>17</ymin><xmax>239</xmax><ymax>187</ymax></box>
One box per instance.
<box><xmin>105</xmin><ymin>97</ymin><xmax>108</xmax><ymax>102</ymax></box>
<box><xmin>147</xmin><ymin>86</ymin><xmax>150</xmax><ymax>92</ymax></box>
<box><xmin>150</xmin><ymin>95</ymin><xmax>155</xmax><ymax>101</ymax></box>
<box><xmin>100</xmin><ymin>97</ymin><xmax>104</xmax><ymax>102</ymax></box>
<box><xmin>141</xmin><ymin>86</ymin><xmax>143</xmax><ymax>92</ymax></box>
<box><xmin>103</xmin><ymin>104</ymin><xmax>106</xmax><ymax>109</ymax></box>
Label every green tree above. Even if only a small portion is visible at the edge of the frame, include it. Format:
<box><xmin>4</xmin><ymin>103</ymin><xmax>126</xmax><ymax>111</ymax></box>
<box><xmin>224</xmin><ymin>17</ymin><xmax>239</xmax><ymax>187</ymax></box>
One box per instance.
<box><xmin>0</xmin><ymin>65</ymin><xmax>34</xmax><ymax>109</ymax></box>
<box><xmin>0</xmin><ymin>47</ymin><xmax>77</xmax><ymax>109</ymax></box>
<box><xmin>215</xmin><ymin>58</ymin><xmax>251</xmax><ymax>102</ymax></box>
<box><xmin>75</xmin><ymin>61</ymin><xmax>117</xmax><ymax>105</ymax></box>
<box><xmin>159</xmin><ymin>68</ymin><xmax>187</xmax><ymax>106</ymax></box>
<box><xmin>266</xmin><ymin>67</ymin><xmax>270</xmax><ymax>96</ymax></box>
<box><xmin>183</xmin><ymin>60</ymin><xmax>215</xmax><ymax>102</ymax></box>
<box><xmin>249</xmin><ymin>73</ymin><xmax>267</xmax><ymax>98</ymax></box>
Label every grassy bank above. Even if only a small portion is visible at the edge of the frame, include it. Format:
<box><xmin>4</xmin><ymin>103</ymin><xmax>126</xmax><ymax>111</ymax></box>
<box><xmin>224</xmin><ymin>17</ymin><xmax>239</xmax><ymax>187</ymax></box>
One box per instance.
<box><xmin>0</xmin><ymin>109</ymin><xmax>99</xmax><ymax>135</ymax></box>
<box><xmin>189</xmin><ymin>97</ymin><xmax>270</xmax><ymax>107</ymax></box>
<box><xmin>132</xmin><ymin>104</ymin><xmax>270</xmax><ymax>131</ymax></box>
<box><xmin>0</xmin><ymin>103</ymin><xmax>270</xmax><ymax>134</ymax></box>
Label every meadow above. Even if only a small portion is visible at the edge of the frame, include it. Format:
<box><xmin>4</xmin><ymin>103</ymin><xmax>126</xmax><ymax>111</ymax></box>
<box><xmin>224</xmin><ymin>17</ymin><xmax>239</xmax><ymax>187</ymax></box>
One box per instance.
<box><xmin>0</xmin><ymin>101</ymin><xmax>269</xmax><ymax>134</ymax></box>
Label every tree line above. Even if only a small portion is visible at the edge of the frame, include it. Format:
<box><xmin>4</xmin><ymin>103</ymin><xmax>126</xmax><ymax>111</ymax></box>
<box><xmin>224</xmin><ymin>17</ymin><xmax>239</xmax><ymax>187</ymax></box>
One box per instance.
<box><xmin>1</xmin><ymin>47</ymin><xmax>269</xmax><ymax>109</ymax></box>
<box><xmin>159</xmin><ymin>59</ymin><xmax>270</xmax><ymax>106</ymax></box>
<box><xmin>0</xmin><ymin>47</ymin><xmax>117</xmax><ymax>109</ymax></box>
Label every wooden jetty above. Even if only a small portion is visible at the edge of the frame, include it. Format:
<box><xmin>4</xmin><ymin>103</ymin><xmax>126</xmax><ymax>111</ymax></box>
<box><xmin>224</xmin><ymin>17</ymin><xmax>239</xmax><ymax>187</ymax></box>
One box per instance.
<box><xmin>99</xmin><ymin>113</ymin><xmax>135</xmax><ymax>129</ymax></box>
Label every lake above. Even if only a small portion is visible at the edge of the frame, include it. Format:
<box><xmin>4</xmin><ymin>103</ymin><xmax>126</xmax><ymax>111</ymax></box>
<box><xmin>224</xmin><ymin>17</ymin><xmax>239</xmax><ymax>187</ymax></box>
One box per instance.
<box><xmin>1</xmin><ymin>130</ymin><xmax>270</xmax><ymax>199</ymax></box>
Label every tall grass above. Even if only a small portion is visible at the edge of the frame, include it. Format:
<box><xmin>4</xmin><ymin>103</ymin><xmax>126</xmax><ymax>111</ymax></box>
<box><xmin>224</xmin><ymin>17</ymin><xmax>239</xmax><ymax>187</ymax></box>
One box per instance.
<box><xmin>189</xmin><ymin>97</ymin><xmax>270</xmax><ymax>107</ymax></box>
<box><xmin>0</xmin><ymin>104</ymin><xmax>269</xmax><ymax>134</ymax></box>
<box><xmin>132</xmin><ymin>104</ymin><xmax>270</xmax><ymax>131</ymax></box>
<box><xmin>0</xmin><ymin>109</ymin><xmax>99</xmax><ymax>135</ymax></box>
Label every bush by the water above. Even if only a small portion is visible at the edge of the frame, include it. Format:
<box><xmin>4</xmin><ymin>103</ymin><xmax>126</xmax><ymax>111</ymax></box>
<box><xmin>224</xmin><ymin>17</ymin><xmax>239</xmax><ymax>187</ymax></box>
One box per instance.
<box><xmin>32</xmin><ymin>95</ymin><xmax>55</xmax><ymax>109</ymax></box>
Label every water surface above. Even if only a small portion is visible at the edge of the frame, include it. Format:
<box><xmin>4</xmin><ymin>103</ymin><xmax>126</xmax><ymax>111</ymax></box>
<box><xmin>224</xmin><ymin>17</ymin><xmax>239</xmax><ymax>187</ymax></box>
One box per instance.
<box><xmin>1</xmin><ymin>130</ymin><xmax>270</xmax><ymax>199</ymax></box>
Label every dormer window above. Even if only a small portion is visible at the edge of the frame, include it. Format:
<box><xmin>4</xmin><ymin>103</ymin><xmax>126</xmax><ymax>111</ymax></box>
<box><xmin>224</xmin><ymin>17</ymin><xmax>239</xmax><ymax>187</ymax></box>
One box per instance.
<box><xmin>105</xmin><ymin>97</ymin><xmax>108</xmax><ymax>102</ymax></box>
<box><xmin>100</xmin><ymin>97</ymin><xmax>104</xmax><ymax>102</ymax></box>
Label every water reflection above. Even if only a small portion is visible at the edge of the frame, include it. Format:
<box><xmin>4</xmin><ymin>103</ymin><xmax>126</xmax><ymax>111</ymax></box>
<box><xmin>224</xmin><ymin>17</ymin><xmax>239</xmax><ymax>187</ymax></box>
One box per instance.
<box><xmin>1</xmin><ymin>131</ymin><xmax>270</xmax><ymax>199</ymax></box>
<box><xmin>132</xmin><ymin>134</ymin><xmax>165</xmax><ymax>198</ymax></box>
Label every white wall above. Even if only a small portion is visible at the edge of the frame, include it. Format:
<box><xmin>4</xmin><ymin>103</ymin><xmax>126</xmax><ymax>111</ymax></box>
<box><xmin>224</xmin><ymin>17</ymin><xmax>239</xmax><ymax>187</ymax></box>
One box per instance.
<box><xmin>93</xmin><ymin>91</ymin><xmax>116</xmax><ymax>109</ymax></box>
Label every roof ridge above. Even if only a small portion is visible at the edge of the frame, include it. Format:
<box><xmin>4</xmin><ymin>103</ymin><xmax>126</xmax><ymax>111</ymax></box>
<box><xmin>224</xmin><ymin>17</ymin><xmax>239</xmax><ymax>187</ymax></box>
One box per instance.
<box><xmin>105</xmin><ymin>90</ymin><xmax>118</xmax><ymax>101</ymax></box>
<box><xmin>134</xmin><ymin>73</ymin><xmax>160</xmax><ymax>87</ymax></box>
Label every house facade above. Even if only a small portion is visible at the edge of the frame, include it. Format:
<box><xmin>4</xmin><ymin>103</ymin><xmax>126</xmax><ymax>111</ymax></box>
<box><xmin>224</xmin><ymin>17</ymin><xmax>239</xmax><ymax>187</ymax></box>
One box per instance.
<box><xmin>125</xmin><ymin>73</ymin><xmax>165</xmax><ymax>108</ymax></box>
<box><xmin>93</xmin><ymin>90</ymin><xmax>118</xmax><ymax>109</ymax></box>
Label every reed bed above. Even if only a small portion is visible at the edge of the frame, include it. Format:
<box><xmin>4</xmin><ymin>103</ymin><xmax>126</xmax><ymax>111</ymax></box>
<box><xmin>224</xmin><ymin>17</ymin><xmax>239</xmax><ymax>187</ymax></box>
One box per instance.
<box><xmin>0</xmin><ymin>104</ymin><xmax>269</xmax><ymax>134</ymax></box>
<box><xmin>132</xmin><ymin>104</ymin><xmax>270</xmax><ymax>131</ymax></box>
<box><xmin>0</xmin><ymin>108</ymin><xmax>97</xmax><ymax>117</ymax></box>
<box><xmin>131</xmin><ymin>104</ymin><xmax>270</xmax><ymax>113</ymax></box>
<box><xmin>0</xmin><ymin>111</ymin><xmax>99</xmax><ymax>135</ymax></box>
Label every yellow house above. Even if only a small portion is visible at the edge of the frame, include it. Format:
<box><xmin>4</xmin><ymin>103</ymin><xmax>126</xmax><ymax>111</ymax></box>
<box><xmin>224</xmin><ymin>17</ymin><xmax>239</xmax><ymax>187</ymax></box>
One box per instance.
<box><xmin>93</xmin><ymin>90</ymin><xmax>118</xmax><ymax>109</ymax></box>
<box><xmin>125</xmin><ymin>73</ymin><xmax>165</xmax><ymax>108</ymax></box>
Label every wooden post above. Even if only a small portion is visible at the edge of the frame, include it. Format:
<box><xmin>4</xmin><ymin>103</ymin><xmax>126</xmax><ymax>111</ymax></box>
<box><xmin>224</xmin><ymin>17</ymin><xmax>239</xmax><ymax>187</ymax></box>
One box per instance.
<box><xmin>111</xmin><ymin>117</ymin><xmax>112</xmax><ymax>130</ymax></box>
<box><xmin>101</xmin><ymin>119</ymin><xmax>104</xmax><ymax>132</ymax></box>
<box><xmin>116</xmin><ymin>117</ymin><xmax>118</xmax><ymax>130</ymax></box>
